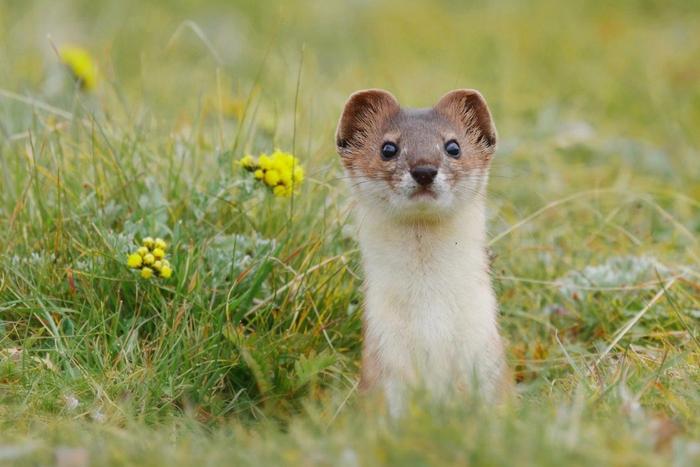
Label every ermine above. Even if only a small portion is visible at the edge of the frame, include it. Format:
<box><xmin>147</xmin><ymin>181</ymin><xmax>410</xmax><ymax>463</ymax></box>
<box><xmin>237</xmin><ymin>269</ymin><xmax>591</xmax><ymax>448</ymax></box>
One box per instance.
<box><xmin>335</xmin><ymin>89</ymin><xmax>510</xmax><ymax>415</ymax></box>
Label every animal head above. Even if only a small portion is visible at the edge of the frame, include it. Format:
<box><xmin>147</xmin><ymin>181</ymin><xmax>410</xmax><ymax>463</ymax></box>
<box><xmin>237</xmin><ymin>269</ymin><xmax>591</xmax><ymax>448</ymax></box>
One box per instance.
<box><xmin>336</xmin><ymin>89</ymin><xmax>496</xmax><ymax>221</ymax></box>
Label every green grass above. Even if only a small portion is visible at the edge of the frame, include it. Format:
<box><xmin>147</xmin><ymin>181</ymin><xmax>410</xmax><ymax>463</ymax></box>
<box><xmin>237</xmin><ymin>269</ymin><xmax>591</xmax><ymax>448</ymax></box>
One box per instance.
<box><xmin>1</xmin><ymin>0</ymin><xmax>699</xmax><ymax>465</ymax></box>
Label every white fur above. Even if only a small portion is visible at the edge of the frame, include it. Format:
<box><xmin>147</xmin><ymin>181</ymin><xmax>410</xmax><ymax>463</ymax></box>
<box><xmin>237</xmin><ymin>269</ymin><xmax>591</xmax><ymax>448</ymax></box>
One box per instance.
<box><xmin>350</xmin><ymin>170</ymin><xmax>504</xmax><ymax>415</ymax></box>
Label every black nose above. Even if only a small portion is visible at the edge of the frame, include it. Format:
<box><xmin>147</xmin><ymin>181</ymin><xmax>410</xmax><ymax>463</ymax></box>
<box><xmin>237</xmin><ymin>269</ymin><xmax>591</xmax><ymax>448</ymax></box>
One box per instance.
<box><xmin>410</xmin><ymin>166</ymin><xmax>438</xmax><ymax>186</ymax></box>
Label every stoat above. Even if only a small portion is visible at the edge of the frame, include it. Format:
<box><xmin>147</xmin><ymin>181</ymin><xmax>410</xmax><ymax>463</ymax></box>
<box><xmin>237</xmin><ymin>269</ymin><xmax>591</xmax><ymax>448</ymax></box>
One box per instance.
<box><xmin>335</xmin><ymin>89</ymin><xmax>510</xmax><ymax>415</ymax></box>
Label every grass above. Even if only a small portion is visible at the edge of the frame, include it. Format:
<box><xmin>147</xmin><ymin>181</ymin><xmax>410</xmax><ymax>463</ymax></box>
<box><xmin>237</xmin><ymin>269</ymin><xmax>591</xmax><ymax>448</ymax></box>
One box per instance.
<box><xmin>1</xmin><ymin>0</ymin><xmax>699</xmax><ymax>464</ymax></box>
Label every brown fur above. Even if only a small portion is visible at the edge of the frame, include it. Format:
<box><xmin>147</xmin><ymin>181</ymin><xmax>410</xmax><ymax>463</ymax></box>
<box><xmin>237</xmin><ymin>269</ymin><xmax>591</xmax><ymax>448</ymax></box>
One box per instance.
<box><xmin>336</xmin><ymin>89</ymin><xmax>497</xmax><ymax>195</ymax></box>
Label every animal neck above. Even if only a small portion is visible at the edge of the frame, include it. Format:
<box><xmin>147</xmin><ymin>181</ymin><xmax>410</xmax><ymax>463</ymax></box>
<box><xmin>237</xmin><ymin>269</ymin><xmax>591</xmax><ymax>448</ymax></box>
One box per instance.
<box><xmin>357</xmin><ymin>199</ymin><xmax>489</xmax><ymax>280</ymax></box>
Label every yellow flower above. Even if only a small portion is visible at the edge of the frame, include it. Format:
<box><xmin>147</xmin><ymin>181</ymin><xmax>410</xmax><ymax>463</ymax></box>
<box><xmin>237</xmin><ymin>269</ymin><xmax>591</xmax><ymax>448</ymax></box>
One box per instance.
<box><xmin>127</xmin><ymin>236</ymin><xmax>173</xmax><ymax>280</ymax></box>
<box><xmin>270</xmin><ymin>158</ymin><xmax>284</xmax><ymax>172</ymax></box>
<box><xmin>140</xmin><ymin>267</ymin><xmax>154</xmax><ymax>279</ymax></box>
<box><xmin>152</xmin><ymin>248</ymin><xmax>165</xmax><ymax>260</ymax></box>
<box><xmin>242</xmin><ymin>149</ymin><xmax>304</xmax><ymax>197</ymax></box>
<box><xmin>273</xmin><ymin>185</ymin><xmax>289</xmax><ymax>197</ymax></box>
<box><xmin>240</xmin><ymin>155</ymin><xmax>257</xmax><ymax>170</ymax></box>
<box><xmin>293</xmin><ymin>166</ymin><xmax>304</xmax><ymax>183</ymax></box>
<box><xmin>127</xmin><ymin>253</ymin><xmax>143</xmax><ymax>268</ymax></box>
<box><xmin>280</xmin><ymin>170</ymin><xmax>292</xmax><ymax>186</ymax></box>
<box><xmin>264</xmin><ymin>170</ymin><xmax>280</xmax><ymax>187</ymax></box>
<box><xmin>154</xmin><ymin>238</ymin><xmax>167</xmax><ymax>250</ymax></box>
<box><xmin>273</xmin><ymin>151</ymin><xmax>295</xmax><ymax>168</ymax></box>
<box><xmin>258</xmin><ymin>155</ymin><xmax>272</xmax><ymax>170</ymax></box>
<box><xmin>59</xmin><ymin>45</ymin><xmax>99</xmax><ymax>91</ymax></box>
<box><xmin>160</xmin><ymin>265</ymin><xmax>173</xmax><ymax>279</ymax></box>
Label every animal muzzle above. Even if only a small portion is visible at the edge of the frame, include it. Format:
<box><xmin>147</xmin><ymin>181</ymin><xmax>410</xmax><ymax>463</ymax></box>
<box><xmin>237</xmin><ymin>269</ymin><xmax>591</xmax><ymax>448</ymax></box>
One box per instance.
<box><xmin>410</xmin><ymin>166</ymin><xmax>438</xmax><ymax>186</ymax></box>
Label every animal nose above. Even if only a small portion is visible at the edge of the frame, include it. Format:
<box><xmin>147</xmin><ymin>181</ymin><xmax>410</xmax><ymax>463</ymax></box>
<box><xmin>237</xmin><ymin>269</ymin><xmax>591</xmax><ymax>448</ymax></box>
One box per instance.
<box><xmin>410</xmin><ymin>166</ymin><xmax>438</xmax><ymax>186</ymax></box>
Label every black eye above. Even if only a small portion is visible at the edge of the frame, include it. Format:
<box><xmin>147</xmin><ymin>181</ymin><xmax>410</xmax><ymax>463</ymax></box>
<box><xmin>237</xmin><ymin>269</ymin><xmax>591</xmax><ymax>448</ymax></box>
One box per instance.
<box><xmin>381</xmin><ymin>142</ymin><xmax>399</xmax><ymax>160</ymax></box>
<box><xmin>445</xmin><ymin>140</ymin><xmax>460</xmax><ymax>158</ymax></box>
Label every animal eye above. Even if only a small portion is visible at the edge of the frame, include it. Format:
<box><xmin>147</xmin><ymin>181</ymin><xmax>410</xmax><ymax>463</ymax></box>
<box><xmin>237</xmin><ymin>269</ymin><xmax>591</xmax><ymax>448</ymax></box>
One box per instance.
<box><xmin>381</xmin><ymin>142</ymin><xmax>399</xmax><ymax>160</ymax></box>
<box><xmin>445</xmin><ymin>140</ymin><xmax>461</xmax><ymax>158</ymax></box>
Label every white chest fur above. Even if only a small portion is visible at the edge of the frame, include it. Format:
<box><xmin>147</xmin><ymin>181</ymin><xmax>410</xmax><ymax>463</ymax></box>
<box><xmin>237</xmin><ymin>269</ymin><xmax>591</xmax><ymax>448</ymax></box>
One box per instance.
<box><xmin>356</xmin><ymin>200</ymin><xmax>506</xmax><ymax>411</ymax></box>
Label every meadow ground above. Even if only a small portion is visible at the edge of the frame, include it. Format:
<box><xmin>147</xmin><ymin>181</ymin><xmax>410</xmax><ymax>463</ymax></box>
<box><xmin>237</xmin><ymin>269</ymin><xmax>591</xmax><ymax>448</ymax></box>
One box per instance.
<box><xmin>1</xmin><ymin>0</ymin><xmax>699</xmax><ymax>465</ymax></box>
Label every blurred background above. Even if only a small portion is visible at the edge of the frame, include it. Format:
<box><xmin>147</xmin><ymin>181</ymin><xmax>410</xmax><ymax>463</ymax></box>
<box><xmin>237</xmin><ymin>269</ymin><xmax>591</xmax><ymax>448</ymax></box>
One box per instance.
<box><xmin>3</xmin><ymin>0</ymin><xmax>699</xmax><ymax>163</ymax></box>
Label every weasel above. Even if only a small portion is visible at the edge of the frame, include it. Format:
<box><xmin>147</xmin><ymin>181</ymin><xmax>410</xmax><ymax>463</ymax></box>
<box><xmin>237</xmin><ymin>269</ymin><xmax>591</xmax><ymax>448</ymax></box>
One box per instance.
<box><xmin>335</xmin><ymin>89</ymin><xmax>510</xmax><ymax>415</ymax></box>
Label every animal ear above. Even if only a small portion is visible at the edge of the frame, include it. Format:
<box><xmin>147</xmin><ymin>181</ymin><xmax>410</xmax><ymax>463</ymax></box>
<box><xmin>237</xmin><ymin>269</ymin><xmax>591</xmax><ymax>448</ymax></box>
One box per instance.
<box><xmin>336</xmin><ymin>89</ymin><xmax>400</xmax><ymax>155</ymax></box>
<box><xmin>434</xmin><ymin>89</ymin><xmax>497</xmax><ymax>150</ymax></box>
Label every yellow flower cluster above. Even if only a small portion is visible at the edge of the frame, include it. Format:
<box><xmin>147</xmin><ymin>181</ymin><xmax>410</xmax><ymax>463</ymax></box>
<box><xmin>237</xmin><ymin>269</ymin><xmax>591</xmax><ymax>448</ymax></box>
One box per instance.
<box><xmin>239</xmin><ymin>150</ymin><xmax>304</xmax><ymax>197</ymax></box>
<box><xmin>59</xmin><ymin>45</ymin><xmax>99</xmax><ymax>91</ymax></box>
<box><xmin>127</xmin><ymin>237</ymin><xmax>173</xmax><ymax>280</ymax></box>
